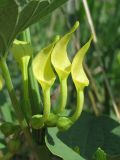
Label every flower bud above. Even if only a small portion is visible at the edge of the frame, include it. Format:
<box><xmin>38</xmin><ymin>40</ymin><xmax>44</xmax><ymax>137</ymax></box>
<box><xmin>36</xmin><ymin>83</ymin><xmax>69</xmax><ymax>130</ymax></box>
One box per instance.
<box><xmin>45</xmin><ymin>113</ymin><xmax>59</xmax><ymax>127</ymax></box>
<box><xmin>31</xmin><ymin>114</ymin><xmax>44</xmax><ymax>129</ymax></box>
<box><xmin>11</xmin><ymin>39</ymin><xmax>33</xmax><ymax>64</ymax></box>
<box><xmin>57</xmin><ymin>117</ymin><xmax>73</xmax><ymax>131</ymax></box>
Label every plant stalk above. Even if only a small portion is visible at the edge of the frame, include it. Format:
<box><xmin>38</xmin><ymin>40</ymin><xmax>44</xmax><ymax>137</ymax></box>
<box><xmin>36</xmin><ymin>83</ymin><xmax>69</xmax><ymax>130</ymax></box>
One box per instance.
<box><xmin>21</xmin><ymin>57</ymin><xmax>32</xmax><ymax>121</ymax></box>
<box><xmin>43</xmin><ymin>88</ymin><xmax>51</xmax><ymax>121</ymax></box>
<box><xmin>56</xmin><ymin>78</ymin><xmax>67</xmax><ymax>113</ymax></box>
<box><xmin>70</xmin><ymin>89</ymin><xmax>84</xmax><ymax>122</ymax></box>
<box><xmin>23</xmin><ymin>28</ymin><xmax>42</xmax><ymax>115</ymax></box>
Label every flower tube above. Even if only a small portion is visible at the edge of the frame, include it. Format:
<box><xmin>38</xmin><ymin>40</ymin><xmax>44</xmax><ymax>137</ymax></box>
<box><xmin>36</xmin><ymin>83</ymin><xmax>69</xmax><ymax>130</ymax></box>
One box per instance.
<box><xmin>11</xmin><ymin>40</ymin><xmax>33</xmax><ymax>120</ymax></box>
<box><xmin>70</xmin><ymin>36</ymin><xmax>93</xmax><ymax>122</ymax></box>
<box><xmin>32</xmin><ymin>37</ymin><xmax>59</xmax><ymax>123</ymax></box>
<box><xmin>51</xmin><ymin>21</ymin><xmax>79</xmax><ymax>114</ymax></box>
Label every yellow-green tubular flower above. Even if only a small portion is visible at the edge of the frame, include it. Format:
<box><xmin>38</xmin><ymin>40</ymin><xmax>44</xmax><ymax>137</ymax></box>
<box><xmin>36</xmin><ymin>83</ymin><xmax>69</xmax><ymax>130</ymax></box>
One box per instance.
<box><xmin>57</xmin><ymin>117</ymin><xmax>73</xmax><ymax>131</ymax></box>
<box><xmin>11</xmin><ymin>39</ymin><xmax>32</xmax><ymax>67</ymax></box>
<box><xmin>32</xmin><ymin>37</ymin><xmax>59</xmax><ymax>122</ymax></box>
<box><xmin>70</xmin><ymin>36</ymin><xmax>93</xmax><ymax>122</ymax></box>
<box><xmin>11</xmin><ymin>40</ymin><xmax>32</xmax><ymax>84</ymax></box>
<box><xmin>51</xmin><ymin>21</ymin><xmax>79</xmax><ymax>114</ymax></box>
<box><xmin>11</xmin><ymin>39</ymin><xmax>33</xmax><ymax>120</ymax></box>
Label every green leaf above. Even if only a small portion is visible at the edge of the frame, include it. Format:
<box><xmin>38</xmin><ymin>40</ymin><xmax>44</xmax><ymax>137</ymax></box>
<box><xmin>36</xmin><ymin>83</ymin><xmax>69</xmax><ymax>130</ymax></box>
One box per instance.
<box><xmin>0</xmin><ymin>0</ymin><xmax>68</xmax><ymax>55</ymax></box>
<box><xmin>14</xmin><ymin>1</ymin><xmax>49</xmax><ymax>34</ymax></box>
<box><xmin>45</xmin><ymin>127</ymin><xmax>85</xmax><ymax>160</ymax></box>
<box><xmin>25</xmin><ymin>0</ymin><xmax>69</xmax><ymax>28</ymax></box>
<box><xmin>46</xmin><ymin>112</ymin><xmax>120</xmax><ymax>160</ymax></box>
<box><xmin>0</xmin><ymin>0</ymin><xmax>18</xmax><ymax>55</ymax></box>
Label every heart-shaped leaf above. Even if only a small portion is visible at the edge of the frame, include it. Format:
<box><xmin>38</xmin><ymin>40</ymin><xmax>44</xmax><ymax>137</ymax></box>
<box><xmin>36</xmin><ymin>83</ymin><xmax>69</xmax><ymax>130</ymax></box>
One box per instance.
<box><xmin>27</xmin><ymin>0</ymin><xmax>69</xmax><ymax>27</ymax></box>
<box><xmin>13</xmin><ymin>1</ymin><xmax>49</xmax><ymax>36</ymax></box>
<box><xmin>45</xmin><ymin>127</ymin><xmax>85</xmax><ymax>160</ymax></box>
<box><xmin>45</xmin><ymin>112</ymin><xmax>120</xmax><ymax>160</ymax></box>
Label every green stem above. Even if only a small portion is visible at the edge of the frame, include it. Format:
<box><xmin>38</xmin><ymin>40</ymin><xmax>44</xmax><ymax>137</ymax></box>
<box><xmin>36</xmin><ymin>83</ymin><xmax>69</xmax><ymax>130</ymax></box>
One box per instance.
<box><xmin>56</xmin><ymin>78</ymin><xmax>67</xmax><ymax>113</ymax></box>
<box><xmin>43</xmin><ymin>88</ymin><xmax>51</xmax><ymax>121</ymax></box>
<box><xmin>23</xmin><ymin>28</ymin><xmax>42</xmax><ymax>115</ymax></box>
<box><xmin>0</xmin><ymin>57</ymin><xmax>40</xmax><ymax>160</ymax></box>
<box><xmin>28</xmin><ymin>64</ymin><xmax>41</xmax><ymax>114</ymax></box>
<box><xmin>21</xmin><ymin>57</ymin><xmax>32</xmax><ymax>120</ymax></box>
<box><xmin>0</xmin><ymin>58</ymin><xmax>23</xmax><ymax>120</ymax></box>
<box><xmin>70</xmin><ymin>89</ymin><xmax>84</xmax><ymax>122</ymax></box>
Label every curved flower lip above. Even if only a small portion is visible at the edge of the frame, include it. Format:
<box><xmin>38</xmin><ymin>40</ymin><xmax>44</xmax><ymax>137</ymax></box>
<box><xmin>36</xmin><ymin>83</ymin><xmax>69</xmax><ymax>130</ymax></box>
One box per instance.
<box><xmin>51</xmin><ymin>21</ymin><xmax>79</xmax><ymax>80</ymax></box>
<box><xmin>32</xmin><ymin>37</ymin><xmax>59</xmax><ymax>90</ymax></box>
<box><xmin>11</xmin><ymin>39</ymin><xmax>33</xmax><ymax>62</ymax></box>
<box><xmin>71</xmin><ymin>36</ymin><xmax>93</xmax><ymax>90</ymax></box>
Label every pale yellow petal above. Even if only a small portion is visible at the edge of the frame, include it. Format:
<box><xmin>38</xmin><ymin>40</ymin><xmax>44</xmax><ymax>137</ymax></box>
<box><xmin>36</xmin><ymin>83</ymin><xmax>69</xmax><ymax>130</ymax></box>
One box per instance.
<box><xmin>51</xmin><ymin>21</ymin><xmax>79</xmax><ymax>80</ymax></box>
<box><xmin>71</xmin><ymin>36</ymin><xmax>93</xmax><ymax>90</ymax></box>
<box><xmin>32</xmin><ymin>38</ymin><xmax>59</xmax><ymax>89</ymax></box>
